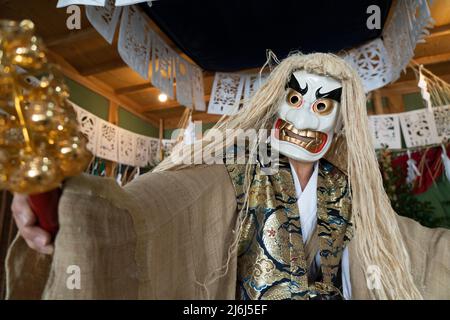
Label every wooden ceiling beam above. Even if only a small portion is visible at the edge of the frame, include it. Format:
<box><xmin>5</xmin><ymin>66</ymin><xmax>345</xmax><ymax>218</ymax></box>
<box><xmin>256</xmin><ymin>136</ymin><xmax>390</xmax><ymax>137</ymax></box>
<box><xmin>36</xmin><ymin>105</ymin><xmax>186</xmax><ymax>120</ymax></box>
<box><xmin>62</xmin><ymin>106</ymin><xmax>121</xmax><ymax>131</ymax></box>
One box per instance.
<box><xmin>45</xmin><ymin>27</ymin><xmax>99</xmax><ymax>47</ymax></box>
<box><xmin>45</xmin><ymin>49</ymin><xmax>160</xmax><ymax>127</ymax></box>
<box><xmin>163</xmin><ymin>112</ymin><xmax>222</xmax><ymax>129</ymax></box>
<box><xmin>143</xmin><ymin>95</ymin><xmax>211</xmax><ymax>113</ymax></box>
<box><xmin>414</xmin><ymin>52</ymin><xmax>450</xmax><ymax>66</ymax></box>
<box><xmin>114</xmin><ymin>72</ymin><xmax>216</xmax><ymax>96</ymax></box>
<box><xmin>427</xmin><ymin>23</ymin><xmax>450</xmax><ymax>39</ymax></box>
<box><xmin>115</xmin><ymin>82</ymin><xmax>155</xmax><ymax>95</ymax></box>
<box><xmin>78</xmin><ymin>58</ymin><xmax>127</xmax><ymax>76</ymax></box>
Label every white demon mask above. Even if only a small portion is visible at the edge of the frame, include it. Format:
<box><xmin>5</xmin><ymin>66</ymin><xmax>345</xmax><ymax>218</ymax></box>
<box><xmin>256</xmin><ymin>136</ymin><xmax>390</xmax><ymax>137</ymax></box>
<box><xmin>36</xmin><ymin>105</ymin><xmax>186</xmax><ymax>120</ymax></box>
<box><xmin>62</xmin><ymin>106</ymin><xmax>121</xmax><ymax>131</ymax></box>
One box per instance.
<box><xmin>271</xmin><ymin>70</ymin><xmax>342</xmax><ymax>162</ymax></box>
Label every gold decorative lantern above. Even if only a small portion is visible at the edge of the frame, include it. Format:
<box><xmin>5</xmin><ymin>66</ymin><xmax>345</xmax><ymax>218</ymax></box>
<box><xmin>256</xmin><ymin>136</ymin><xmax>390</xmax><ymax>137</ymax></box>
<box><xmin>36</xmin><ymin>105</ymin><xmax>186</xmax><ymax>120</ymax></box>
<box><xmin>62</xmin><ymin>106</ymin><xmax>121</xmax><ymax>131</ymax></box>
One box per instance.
<box><xmin>0</xmin><ymin>19</ymin><xmax>91</xmax><ymax>194</ymax></box>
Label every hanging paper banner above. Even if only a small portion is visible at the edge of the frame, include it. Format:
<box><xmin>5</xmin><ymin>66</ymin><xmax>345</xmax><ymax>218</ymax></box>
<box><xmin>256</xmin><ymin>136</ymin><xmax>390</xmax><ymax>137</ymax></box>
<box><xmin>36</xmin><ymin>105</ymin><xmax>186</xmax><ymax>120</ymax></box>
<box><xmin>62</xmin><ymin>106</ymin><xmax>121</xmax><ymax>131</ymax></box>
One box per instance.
<box><xmin>85</xmin><ymin>0</ymin><xmax>122</xmax><ymax>44</ymax></box>
<box><xmin>191</xmin><ymin>65</ymin><xmax>206</xmax><ymax>111</ymax></box>
<box><xmin>343</xmin><ymin>38</ymin><xmax>392</xmax><ymax>92</ymax></box>
<box><xmin>57</xmin><ymin>0</ymin><xmax>105</xmax><ymax>7</ymax></box>
<box><xmin>96</xmin><ymin>119</ymin><xmax>119</xmax><ymax>161</ymax></box>
<box><xmin>118</xmin><ymin>5</ymin><xmax>152</xmax><ymax>79</ymax></box>
<box><xmin>382</xmin><ymin>0</ymin><xmax>433</xmax><ymax>83</ymax></box>
<box><xmin>148</xmin><ymin>137</ymin><xmax>160</xmax><ymax>165</ymax></box>
<box><xmin>118</xmin><ymin>128</ymin><xmax>136</xmax><ymax>166</ymax></box>
<box><xmin>135</xmin><ymin>134</ymin><xmax>150</xmax><ymax>167</ymax></box>
<box><xmin>399</xmin><ymin>109</ymin><xmax>440</xmax><ymax>148</ymax></box>
<box><xmin>161</xmin><ymin>139</ymin><xmax>177</xmax><ymax>158</ymax></box>
<box><xmin>115</xmin><ymin>0</ymin><xmax>148</xmax><ymax>5</ymax></box>
<box><xmin>433</xmin><ymin>105</ymin><xmax>450</xmax><ymax>140</ymax></box>
<box><xmin>72</xmin><ymin>103</ymin><xmax>100</xmax><ymax>153</ymax></box>
<box><xmin>368</xmin><ymin>114</ymin><xmax>402</xmax><ymax>149</ymax></box>
<box><xmin>175</xmin><ymin>56</ymin><xmax>193</xmax><ymax>108</ymax></box>
<box><xmin>151</xmin><ymin>32</ymin><xmax>175</xmax><ymax>98</ymax></box>
<box><xmin>243</xmin><ymin>73</ymin><xmax>268</xmax><ymax>105</ymax></box>
<box><xmin>208</xmin><ymin>72</ymin><xmax>245</xmax><ymax>115</ymax></box>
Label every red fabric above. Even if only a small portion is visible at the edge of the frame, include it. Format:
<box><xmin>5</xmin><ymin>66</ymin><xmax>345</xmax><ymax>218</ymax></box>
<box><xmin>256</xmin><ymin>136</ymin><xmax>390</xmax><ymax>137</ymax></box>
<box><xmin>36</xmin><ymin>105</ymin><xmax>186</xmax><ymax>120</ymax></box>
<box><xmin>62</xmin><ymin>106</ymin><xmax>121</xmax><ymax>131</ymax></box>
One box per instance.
<box><xmin>391</xmin><ymin>145</ymin><xmax>450</xmax><ymax>195</ymax></box>
<box><xmin>28</xmin><ymin>188</ymin><xmax>61</xmax><ymax>238</ymax></box>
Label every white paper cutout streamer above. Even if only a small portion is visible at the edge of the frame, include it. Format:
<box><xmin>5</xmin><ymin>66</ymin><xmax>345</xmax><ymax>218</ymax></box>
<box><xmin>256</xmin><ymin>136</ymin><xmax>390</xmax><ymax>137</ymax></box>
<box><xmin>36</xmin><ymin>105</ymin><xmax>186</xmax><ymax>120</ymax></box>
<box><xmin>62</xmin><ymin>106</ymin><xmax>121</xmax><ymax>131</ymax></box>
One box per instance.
<box><xmin>148</xmin><ymin>137</ymin><xmax>160</xmax><ymax>165</ymax></box>
<box><xmin>118</xmin><ymin>128</ymin><xmax>136</xmax><ymax>166</ymax></box>
<box><xmin>57</xmin><ymin>0</ymin><xmax>152</xmax><ymax>7</ymax></box>
<box><xmin>135</xmin><ymin>134</ymin><xmax>150</xmax><ymax>167</ymax></box>
<box><xmin>433</xmin><ymin>105</ymin><xmax>450</xmax><ymax>139</ymax></box>
<box><xmin>151</xmin><ymin>31</ymin><xmax>175</xmax><ymax>98</ymax></box>
<box><xmin>71</xmin><ymin>101</ymin><xmax>176</xmax><ymax>167</ymax></box>
<box><xmin>57</xmin><ymin>0</ymin><xmax>105</xmax><ymax>8</ymax></box>
<box><xmin>72</xmin><ymin>104</ymin><xmax>99</xmax><ymax>153</ymax></box>
<box><xmin>368</xmin><ymin>114</ymin><xmax>402</xmax><ymax>149</ymax></box>
<box><xmin>161</xmin><ymin>139</ymin><xmax>176</xmax><ymax>158</ymax></box>
<box><xmin>118</xmin><ymin>5</ymin><xmax>152</xmax><ymax>79</ymax></box>
<box><xmin>175</xmin><ymin>56</ymin><xmax>193</xmax><ymax>108</ymax></box>
<box><xmin>115</xmin><ymin>0</ymin><xmax>148</xmax><ymax>5</ymax></box>
<box><xmin>97</xmin><ymin>119</ymin><xmax>119</xmax><ymax>161</ymax></box>
<box><xmin>399</xmin><ymin>109</ymin><xmax>440</xmax><ymax>148</ymax></box>
<box><xmin>441</xmin><ymin>144</ymin><xmax>450</xmax><ymax>182</ymax></box>
<box><xmin>343</xmin><ymin>38</ymin><xmax>392</xmax><ymax>92</ymax></box>
<box><xmin>208</xmin><ymin>73</ymin><xmax>245</xmax><ymax>115</ymax></box>
<box><xmin>243</xmin><ymin>73</ymin><xmax>268</xmax><ymax>106</ymax></box>
<box><xmin>60</xmin><ymin>0</ymin><xmax>432</xmax><ymax>94</ymax></box>
<box><xmin>191</xmin><ymin>65</ymin><xmax>206</xmax><ymax>111</ymax></box>
<box><xmin>382</xmin><ymin>0</ymin><xmax>434</xmax><ymax>83</ymax></box>
<box><xmin>85</xmin><ymin>0</ymin><xmax>122</xmax><ymax>44</ymax></box>
<box><xmin>406</xmin><ymin>150</ymin><xmax>421</xmax><ymax>184</ymax></box>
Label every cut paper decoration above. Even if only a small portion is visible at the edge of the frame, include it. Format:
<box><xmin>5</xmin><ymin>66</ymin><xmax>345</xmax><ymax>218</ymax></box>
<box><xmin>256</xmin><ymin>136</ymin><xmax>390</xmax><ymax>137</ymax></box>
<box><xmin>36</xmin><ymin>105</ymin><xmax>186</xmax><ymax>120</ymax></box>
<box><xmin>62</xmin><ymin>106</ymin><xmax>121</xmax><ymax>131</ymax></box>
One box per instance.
<box><xmin>382</xmin><ymin>0</ymin><xmax>434</xmax><ymax>83</ymax></box>
<box><xmin>118</xmin><ymin>128</ymin><xmax>136</xmax><ymax>166</ymax></box>
<box><xmin>97</xmin><ymin>119</ymin><xmax>119</xmax><ymax>161</ymax></box>
<box><xmin>161</xmin><ymin>139</ymin><xmax>177</xmax><ymax>158</ymax></box>
<box><xmin>368</xmin><ymin>114</ymin><xmax>402</xmax><ymax>149</ymax></box>
<box><xmin>57</xmin><ymin>0</ymin><xmax>105</xmax><ymax>8</ymax></box>
<box><xmin>115</xmin><ymin>0</ymin><xmax>149</xmax><ymax>5</ymax></box>
<box><xmin>72</xmin><ymin>104</ymin><xmax>99</xmax><ymax>153</ymax></box>
<box><xmin>148</xmin><ymin>137</ymin><xmax>160</xmax><ymax>165</ymax></box>
<box><xmin>151</xmin><ymin>32</ymin><xmax>175</xmax><ymax>98</ymax></box>
<box><xmin>433</xmin><ymin>105</ymin><xmax>450</xmax><ymax>139</ymax></box>
<box><xmin>191</xmin><ymin>65</ymin><xmax>206</xmax><ymax>111</ymax></box>
<box><xmin>175</xmin><ymin>56</ymin><xmax>193</xmax><ymax>108</ymax></box>
<box><xmin>243</xmin><ymin>73</ymin><xmax>268</xmax><ymax>105</ymax></box>
<box><xmin>85</xmin><ymin>0</ymin><xmax>122</xmax><ymax>44</ymax></box>
<box><xmin>406</xmin><ymin>150</ymin><xmax>421</xmax><ymax>184</ymax></box>
<box><xmin>343</xmin><ymin>38</ymin><xmax>392</xmax><ymax>92</ymax></box>
<box><xmin>208</xmin><ymin>72</ymin><xmax>245</xmax><ymax>115</ymax></box>
<box><xmin>135</xmin><ymin>135</ymin><xmax>150</xmax><ymax>167</ymax></box>
<box><xmin>399</xmin><ymin>109</ymin><xmax>440</xmax><ymax>148</ymax></box>
<box><xmin>441</xmin><ymin>144</ymin><xmax>450</xmax><ymax>182</ymax></box>
<box><xmin>118</xmin><ymin>5</ymin><xmax>152</xmax><ymax>79</ymax></box>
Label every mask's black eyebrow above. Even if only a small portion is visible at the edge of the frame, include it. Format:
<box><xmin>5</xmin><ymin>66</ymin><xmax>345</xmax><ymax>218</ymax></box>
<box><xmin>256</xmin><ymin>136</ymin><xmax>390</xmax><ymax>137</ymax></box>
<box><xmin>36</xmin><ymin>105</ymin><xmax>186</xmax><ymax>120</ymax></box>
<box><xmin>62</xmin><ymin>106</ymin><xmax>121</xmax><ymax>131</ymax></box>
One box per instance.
<box><xmin>286</xmin><ymin>74</ymin><xmax>308</xmax><ymax>95</ymax></box>
<box><xmin>316</xmin><ymin>87</ymin><xmax>342</xmax><ymax>102</ymax></box>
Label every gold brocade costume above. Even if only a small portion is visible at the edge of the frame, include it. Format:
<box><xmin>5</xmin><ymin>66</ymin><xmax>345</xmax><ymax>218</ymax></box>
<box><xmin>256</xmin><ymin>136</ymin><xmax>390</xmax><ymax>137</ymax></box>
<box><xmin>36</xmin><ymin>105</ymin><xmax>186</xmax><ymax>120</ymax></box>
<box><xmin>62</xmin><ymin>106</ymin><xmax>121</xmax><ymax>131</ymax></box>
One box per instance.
<box><xmin>226</xmin><ymin>157</ymin><xmax>353</xmax><ymax>300</ymax></box>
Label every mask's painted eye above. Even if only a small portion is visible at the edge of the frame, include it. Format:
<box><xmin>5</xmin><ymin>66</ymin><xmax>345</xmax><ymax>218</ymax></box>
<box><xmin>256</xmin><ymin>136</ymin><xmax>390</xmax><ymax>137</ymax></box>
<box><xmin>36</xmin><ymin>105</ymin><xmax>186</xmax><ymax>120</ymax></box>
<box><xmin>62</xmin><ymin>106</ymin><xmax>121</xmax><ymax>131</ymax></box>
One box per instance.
<box><xmin>286</xmin><ymin>89</ymin><xmax>303</xmax><ymax>108</ymax></box>
<box><xmin>312</xmin><ymin>98</ymin><xmax>334</xmax><ymax>115</ymax></box>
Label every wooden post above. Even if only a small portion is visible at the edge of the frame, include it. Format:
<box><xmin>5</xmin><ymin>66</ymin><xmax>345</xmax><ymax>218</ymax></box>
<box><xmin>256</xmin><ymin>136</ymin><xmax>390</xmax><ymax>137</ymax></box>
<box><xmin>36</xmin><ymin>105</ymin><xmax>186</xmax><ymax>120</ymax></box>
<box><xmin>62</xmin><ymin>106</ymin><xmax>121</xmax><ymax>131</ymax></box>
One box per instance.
<box><xmin>385</xmin><ymin>93</ymin><xmax>405</xmax><ymax>114</ymax></box>
<box><xmin>105</xmin><ymin>101</ymin><xmax>119</xmax><ymax>177</ymax></box>
<box><xmin>159</xmin><ymin>118</ymin><xmax>164</xmax><ymax>161</ymax></box>
<box><xmin>373</xmin><ymin>90</ymin><xmax>384</xmax><ymax>115</ymax></box>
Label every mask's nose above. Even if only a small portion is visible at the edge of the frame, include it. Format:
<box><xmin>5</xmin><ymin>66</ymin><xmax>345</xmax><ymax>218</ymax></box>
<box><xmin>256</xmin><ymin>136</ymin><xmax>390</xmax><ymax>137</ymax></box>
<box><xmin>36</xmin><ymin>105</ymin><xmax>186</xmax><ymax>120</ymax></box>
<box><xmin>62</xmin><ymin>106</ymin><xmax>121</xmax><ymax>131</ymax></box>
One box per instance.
<box><xmin>285</xmin><ymin>106</ymin><xmax>319</xmax><ymax>130</ymax></box>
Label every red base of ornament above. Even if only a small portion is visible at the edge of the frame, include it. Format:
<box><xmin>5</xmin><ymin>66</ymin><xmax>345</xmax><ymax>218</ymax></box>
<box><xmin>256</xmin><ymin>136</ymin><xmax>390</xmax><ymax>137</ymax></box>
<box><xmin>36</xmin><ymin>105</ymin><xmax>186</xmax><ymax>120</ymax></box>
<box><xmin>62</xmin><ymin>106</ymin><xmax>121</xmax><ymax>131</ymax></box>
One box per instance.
<box><xmin>28</xmin><ymin>189</ymin><xmax>61</xmax><ymax>238</ymax></box>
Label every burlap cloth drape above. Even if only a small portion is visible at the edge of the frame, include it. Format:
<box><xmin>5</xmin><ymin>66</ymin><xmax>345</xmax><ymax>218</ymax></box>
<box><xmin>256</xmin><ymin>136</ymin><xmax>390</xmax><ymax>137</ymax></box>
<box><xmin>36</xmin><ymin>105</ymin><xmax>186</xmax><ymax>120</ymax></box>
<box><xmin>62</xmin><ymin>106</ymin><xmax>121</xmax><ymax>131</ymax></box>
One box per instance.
<box><xmin>4</xmin><ymin>165</ymin><xmax>450</xmax><ymax>299</ymax></box>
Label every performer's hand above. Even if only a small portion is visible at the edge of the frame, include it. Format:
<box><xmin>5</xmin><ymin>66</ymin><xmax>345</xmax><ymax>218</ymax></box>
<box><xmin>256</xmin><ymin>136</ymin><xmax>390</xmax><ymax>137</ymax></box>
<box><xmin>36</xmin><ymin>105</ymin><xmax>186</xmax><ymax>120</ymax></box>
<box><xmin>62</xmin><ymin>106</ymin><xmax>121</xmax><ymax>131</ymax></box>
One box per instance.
<box><xmin>12</xmin><ymin>194</ymin><xmax>54</xmax><ymax>255</ymax></box>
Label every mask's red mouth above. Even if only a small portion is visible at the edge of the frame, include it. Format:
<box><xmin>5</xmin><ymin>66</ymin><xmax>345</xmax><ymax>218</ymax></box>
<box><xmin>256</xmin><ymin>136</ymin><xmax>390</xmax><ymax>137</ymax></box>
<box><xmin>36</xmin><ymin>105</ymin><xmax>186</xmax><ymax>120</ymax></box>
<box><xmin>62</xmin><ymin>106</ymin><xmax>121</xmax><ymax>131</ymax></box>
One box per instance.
<box><xmin>275</xmin><ymin>119</ymin><xmax>328</xmax><ymax>154</ymax></box>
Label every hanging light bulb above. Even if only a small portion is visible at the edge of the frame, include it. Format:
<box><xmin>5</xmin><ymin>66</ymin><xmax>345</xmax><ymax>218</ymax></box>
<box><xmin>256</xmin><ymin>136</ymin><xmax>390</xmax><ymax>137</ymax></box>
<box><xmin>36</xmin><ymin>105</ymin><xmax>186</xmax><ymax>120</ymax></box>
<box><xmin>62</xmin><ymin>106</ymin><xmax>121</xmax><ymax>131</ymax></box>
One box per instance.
<box><xmin>158</xmin><ymin>93</ymin><xmax>168</xmax><ymax>102</ymax></box>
